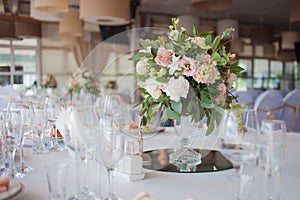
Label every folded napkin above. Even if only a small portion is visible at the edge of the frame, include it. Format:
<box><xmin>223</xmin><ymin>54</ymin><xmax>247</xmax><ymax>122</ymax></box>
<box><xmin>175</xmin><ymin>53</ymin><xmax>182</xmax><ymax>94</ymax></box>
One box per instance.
<box><xmin>132</xmin><ymin>192</ymin><xmax>154</xmax><ymax>200</ymax></box>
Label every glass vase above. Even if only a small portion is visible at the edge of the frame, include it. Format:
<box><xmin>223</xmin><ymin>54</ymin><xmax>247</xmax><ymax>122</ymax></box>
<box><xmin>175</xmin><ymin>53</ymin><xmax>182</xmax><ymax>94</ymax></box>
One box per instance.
<box><xmin>169</xmin><ymin>115</ymin><xmax>202</xmax><ymax>172</ymax></box>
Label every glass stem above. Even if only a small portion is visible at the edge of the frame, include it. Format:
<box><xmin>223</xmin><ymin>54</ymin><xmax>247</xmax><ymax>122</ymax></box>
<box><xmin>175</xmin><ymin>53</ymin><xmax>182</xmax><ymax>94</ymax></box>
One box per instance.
<box><xmin>9</xmin><ymin>149</ymin><xmax>17</xmax><ymax>177</ymax></box>
<box><xmin>107</xmin><ymin>168</ymin><xmax>115</xmax><ymax>200</ymax></box>
<box><xmin>234</xmin><ymin>164</ymin><xmax>244</xmax><ymax>200</ymax></box>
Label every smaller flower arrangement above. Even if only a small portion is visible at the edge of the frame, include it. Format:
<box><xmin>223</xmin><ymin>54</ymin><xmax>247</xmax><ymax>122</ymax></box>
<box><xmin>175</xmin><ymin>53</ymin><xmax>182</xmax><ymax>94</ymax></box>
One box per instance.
<box><xmin>68</xmin><ymin>67</ymin><xmax>100</xmax><ymax>95</ymax></box>
<box><xmin>40</xmin><ymin>74</ymin><xmax>57</xmax><ymax>88</ymax></box>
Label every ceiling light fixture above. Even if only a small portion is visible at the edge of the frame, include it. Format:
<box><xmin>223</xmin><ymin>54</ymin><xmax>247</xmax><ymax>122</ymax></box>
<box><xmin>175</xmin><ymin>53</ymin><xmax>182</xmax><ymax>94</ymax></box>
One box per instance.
<box><xmin>191</xmin><ymin>0</ymin><xmax>232</xmax><ymax>11</ymax></box>
<box><xmin>30</xmin><ymin>0</ymin><xmax>62</xmax><ymax>22</ymax></box>
<box><xmin>59</xmin><ymin>11</ymin><xmax>83</xmax><ymax>37</ymax></box>
<box><xmin>281</xmin><ymin>31</ymin><xmax>300</xmax><ymax>50</ymax></box>
<box><xmin>34</xmin><ymin>0</ymin><xmax>69</xmax><ymax>13</ymax></box>
<box><xmin>79</xmin><ymin>0</ymin><xmax>130</xmax><ymax>25</ymax></box>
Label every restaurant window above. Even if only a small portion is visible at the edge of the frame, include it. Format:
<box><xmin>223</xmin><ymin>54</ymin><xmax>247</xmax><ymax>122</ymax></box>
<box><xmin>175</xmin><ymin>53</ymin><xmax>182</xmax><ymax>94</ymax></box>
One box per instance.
<box><xmin>0</xmin><ymin>38</ymin><xmax>40</xmax><ymax>88</ymax></box>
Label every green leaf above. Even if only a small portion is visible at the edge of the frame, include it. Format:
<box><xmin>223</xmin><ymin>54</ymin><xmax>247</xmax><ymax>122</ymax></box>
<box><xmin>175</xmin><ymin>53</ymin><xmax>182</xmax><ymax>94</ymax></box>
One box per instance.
<box><xmin>166</xmin><ymin>108</ymin><xmax>180</xmax><ymax>121</ymax></box>
<box><xmin>129</xmin><ymin>52</ymin><xmax>151</xmax><ymax>61</ymax></box>
<box><xmin>140</xmin><ymin>39</ymin><xmax>152</xmax><ymax>48</ymax></box>
<box><xmin>192</xmin><ymin>24</ymin><xmax>198</xmax><ymax>36</ymax></box>
<box><xmin>160</xmin><ymin>109</ymin><xmax>168</xmax><ymax>123</ymax></box>
<box><xmin>205</xmin><ymin>35</ymin><xmax>212</xmax><ymax>45</ymax></box>
<box><xmin>218</xmin><ymin>57</ymin><xmax>228</xmax><ymax>66</ymax></box>
<box><xmin>211</xmin><ymin>52</ymin><xmax>221</xmax><ymax>62</ymax></box>
<box><xmin>212</xmin><ymin>36</ymin><xmax>221</xmax><ymax>52</ymax></box>
<box><xmin>156</xmin><ymin>77</ymin><xmax>169</xmax><ymax>83</ymax></box>
<box><xmin>200</xmin><ymin>91</ymin><xmax>215</xmax><ymax>109</ymax></box>
<box><xmin>142</xmin><ymin>116</ymin><xmax>148</xmax><ymax>126</ymax></box>
<box><xmin>171</xmin><ymin>101</ymin><xmax>182</xmax><ymax>114</ymax></box>
<box><xmin>199</xmin><ymin>31</ymin><xmax>214</xmax><ymax>37</ymax></box>
<box><xmin>230</xmin><ymin>61</ymin><xmax>245</xmax><ymax>74</ymax></box>
<box><xmin>206</xmin><ymin>117</ymin><xmax>215</xmax><ymax>136</ymax></box>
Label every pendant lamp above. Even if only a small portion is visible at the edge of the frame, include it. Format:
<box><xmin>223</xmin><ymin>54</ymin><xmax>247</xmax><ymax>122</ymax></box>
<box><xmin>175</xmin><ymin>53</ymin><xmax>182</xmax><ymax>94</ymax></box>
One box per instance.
<box><xmin>281</xmin><ymin>31</ymin><xmax>299</xmax><ymax>50</ymax></box>
<box><xmin>34</xmin><ymin>0</ymin><xmax>68</xmax><ymax>13</ymax></box>
<box><xmin>30</xmin><ymin>0</ymin><xmax>62</xmax><ymax>22</ymax></box>
<box><xmin>59</xmin><ymin>11</ymin><xmax>83</xmax><ymax>37</ymax></box>
<box><xmin>290</xmin><ymin>0</ymin><xmax>300</xmax><ymax>24</ymax></box>
<box><xmin>79</xmin><ymin>0</ymin><xmax>130</xmax><ymax>25</ymax></box>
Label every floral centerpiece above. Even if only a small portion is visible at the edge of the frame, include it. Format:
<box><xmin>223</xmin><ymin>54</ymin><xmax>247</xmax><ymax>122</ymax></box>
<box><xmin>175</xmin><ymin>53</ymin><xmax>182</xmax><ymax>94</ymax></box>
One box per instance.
<box><xmin>68</xmin><ymin>67</ymin><xmax>100</xmax><ymax>96</ymax></box>
<box><xmin>40</xmin><ymin>74</ymin><xmax>57</xmax><ymax>88</ymax></box>
<box><xmin>130</xmin><ymin>18</ymin><xmax>243</xmax><ymax>135</ymax></box>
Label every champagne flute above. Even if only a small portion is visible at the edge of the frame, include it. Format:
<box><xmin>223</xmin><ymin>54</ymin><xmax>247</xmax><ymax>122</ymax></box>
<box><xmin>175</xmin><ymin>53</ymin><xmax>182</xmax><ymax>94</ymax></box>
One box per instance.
<box><xmin>5</xmin><ymin>109</ymin><xmax>25</xmax><ymax>179</ymax></box>
<box><xmin>219</xmin><ymin>109</ymin><xmax>259</xmax><ymax>199</ymax></box>
<box><xmin>8</xmin><ymin>100</ymin><xmax>36</xmax><ymax>173</ymax></box>
<box><xmin>259</xmin><ymin>119</ymin><xmax>287</xmax><ymax>200</ymax></box>
<box><xmin>33</xmin><ymin>104</ymin><xmax>50</xmax><ymax>154</ymax></box>
<box><xmin>103</xmin><ymin>94</ymin><xmax>122</xmax><ymax>118</ymax></box>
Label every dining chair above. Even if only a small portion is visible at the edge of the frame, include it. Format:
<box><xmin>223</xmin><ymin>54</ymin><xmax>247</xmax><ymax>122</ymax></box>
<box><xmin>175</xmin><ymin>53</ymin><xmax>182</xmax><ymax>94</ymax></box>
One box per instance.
<box><xmin>281</xmin><ymin>89</ymin><xmax>300</xmax><ymax>132</ymax></box>
<box><xmin>254</xmin><ymin>90</ymin><xmax>284</xmax><ymax>122</ymax></box>
<box><xmin>235</xmin><ymin>91</ymin><xmax>255</xmax><ymax>109</ymax></box>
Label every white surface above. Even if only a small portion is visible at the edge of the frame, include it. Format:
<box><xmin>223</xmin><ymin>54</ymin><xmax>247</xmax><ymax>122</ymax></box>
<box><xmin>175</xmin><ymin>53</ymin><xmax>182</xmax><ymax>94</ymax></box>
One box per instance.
<box><xmin>16</xmin><ymin>128</ymin><xmax>300</xmax><ymax>200</ymax></box>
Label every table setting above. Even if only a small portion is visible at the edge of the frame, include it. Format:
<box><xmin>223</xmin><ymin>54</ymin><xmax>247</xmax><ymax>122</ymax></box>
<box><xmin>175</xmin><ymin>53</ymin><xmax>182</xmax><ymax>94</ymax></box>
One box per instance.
<box><xmin>0</xmin><ymin>17</ymin><xmax>299</xmax><ymax>200</ymax></box>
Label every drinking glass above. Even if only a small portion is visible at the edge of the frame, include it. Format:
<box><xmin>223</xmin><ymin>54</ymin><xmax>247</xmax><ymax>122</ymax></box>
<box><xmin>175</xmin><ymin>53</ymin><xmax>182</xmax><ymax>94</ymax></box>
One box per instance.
<box><xmin>219</xmin><ymin>109</ymin><xmax>259</xmax><ymax>199</ymax></box>
<box><xmin>33</xmin><ymin>104</ymin><xmax>50</xmax><ymax>154</ymax></box>
<box><xmin>45</xmin><ymin>162</ymin><xmax>69</xmax><ymax>200</ymax></box>
<box><xmin>99</xmin><ymin>117</ymin><xmax>125</xmax><ymax>200</ymax></box>
<box><xmin>47</xmin><ymin>97</ymin><xmax>65</xmax><ymax>152</ymax></box>
<box><xmin>259</xmin><ymin>119</ymin><xmax>287</xmax><ymax>200</ymax></box>
<box><xmin>103</xmin><ymin>94</ymin><xmax>122</xmax><ymax>118</ymax></box>
<box><xmin>8</xmin><ymin>100</ymin><xmax>36</xmax><ymax>173</ymax></box>
<box><xmin>5</xmin><ymin>109</ymin><xmax>25</xmax><ymax>179</ymax></box>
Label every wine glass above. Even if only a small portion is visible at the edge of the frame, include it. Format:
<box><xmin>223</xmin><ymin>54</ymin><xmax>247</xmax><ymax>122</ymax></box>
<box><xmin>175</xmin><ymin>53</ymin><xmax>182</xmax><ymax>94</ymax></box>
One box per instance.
<box><xmin>103</xmin><ymin>94</ymin><xmax>122</xmax><ymax>118</ymax></box>
<box><xmin>5</xmin><ymin>109</ymin><xmax>26</xmax><ymax>179</ymax></box>
<box><xmin>219</xmin><ymin>109</ymin><xmax>259</xmax><ymax>199</ymax></box>
<box><xmin>259</xmin><ymin>119</ymin><xmax>287</xmax><ymax>200</ymax></box>
<box><xmin>8</xmin><ymin>100</ymin><xmax>36</xmax><ymax>173</ymax></box>
<box><xmin>99</xmin><ymin>118</ymin><xmax>125</xmax><ymax>200</ymax></box>
<box><xmin>33</xmin><ymin>104</ymin><xmax>50</xmax><ymax>154</ymax></box>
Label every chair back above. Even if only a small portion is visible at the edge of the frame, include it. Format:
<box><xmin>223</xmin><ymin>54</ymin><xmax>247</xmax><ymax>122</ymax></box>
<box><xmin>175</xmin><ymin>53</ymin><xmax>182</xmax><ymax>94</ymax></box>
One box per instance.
<box><xmin>236</xmin><ymin>91</ymin><xmax>254</xmax><ymax>109</ymax></box>
<box><xmin>282</xmin><ymin>89</ymin><xmax>300</xmax><ymax>132</ymax></box>
<box><xmin>254</xmin><ymin>90</ymin><xmax>284</xmax><ymax>122</ymax></box>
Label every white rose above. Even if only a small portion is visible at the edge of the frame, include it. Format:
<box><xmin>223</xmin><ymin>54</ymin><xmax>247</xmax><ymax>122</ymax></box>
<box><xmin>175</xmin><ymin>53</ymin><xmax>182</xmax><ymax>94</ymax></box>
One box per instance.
<box><xmin>141</xmin><ymin>78</ymin><xmax>161</xmax><ymax>99</ymax></box>
<box><xmin>136</xmin><ymin>60</ymin><xmax>149</xmax><ymax>75</ymax></box>
<box><xmin>77</xmin><ymin>77</ymin><xmax>87</xmax><ymax>87</ymax></box>
<box><xmin>163</xmin><ymin>76</ymin><xmax>189</xmax><ymax>102</ymax></box>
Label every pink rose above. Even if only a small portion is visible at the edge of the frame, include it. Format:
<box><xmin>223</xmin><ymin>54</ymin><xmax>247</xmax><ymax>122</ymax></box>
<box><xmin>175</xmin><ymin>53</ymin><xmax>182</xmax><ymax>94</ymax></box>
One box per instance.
<box><xmin>152</xmin><ymin>88</ymin><xmax>162</xmax><ymax>99</ymax></box>
<box><xmin>179</xmin><ymin>56</ymin><xmax>199</xmax><ymax>77</ymax></box>
<box><xmin>155</xmin><ymin>46</ymin><xmax>173</xmax><ymax>67</ymax></box>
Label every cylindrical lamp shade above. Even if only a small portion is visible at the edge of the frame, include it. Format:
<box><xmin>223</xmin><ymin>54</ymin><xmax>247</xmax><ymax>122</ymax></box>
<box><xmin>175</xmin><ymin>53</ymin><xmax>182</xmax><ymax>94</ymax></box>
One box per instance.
<box><xmin>251</xmin><ymin>27</ymin><xmax>273</xmax><ymax>44</ymax></box>
<box><xmin>290</xmin><ymin>0</ymin><xmax>300</xmax><ymax>24</ymax></box>
<box><xmin>178</xmin><ymin>15</ymin><xmax>200</xmax><ymax>35</ymax></box>
<box><xmin>191</xmin><ymin>0</ymin><xmax>232</xmax><ymax>11</ymax></box>
<box><xmin>80</xmin><ymin>0</ymin><xmax>130</xmax><ymax>25</ymax></box>
<box><xmin>59</xmin><ymin>11</ymin><xmax>83</xmax><ymax>37</ymax></box>
<box><xmin>34</xmin><ymin>0</ymin><xmax>68</xmax><ymax>13</ymax></box>
<box><xmin>30</xmin><ymin>0</ymin><xmax>62</xmax><ymax>22</ymax></box>
<box><xmin>217</xmin><ymin>19</ymin><xmax>239</xmax><ymax>39</ymax></box>
<box><xmin>281</xmin><ymin>31</ymin><xmax>300</xmax><ymax>50</ymax></box>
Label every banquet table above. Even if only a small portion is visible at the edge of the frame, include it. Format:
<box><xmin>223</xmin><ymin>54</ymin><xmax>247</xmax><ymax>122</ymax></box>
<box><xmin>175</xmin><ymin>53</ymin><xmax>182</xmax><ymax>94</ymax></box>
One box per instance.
<box><xmin>14</xmin><ymin>128</ymin><xmax>300</xmax><ymax>200</ymax></box>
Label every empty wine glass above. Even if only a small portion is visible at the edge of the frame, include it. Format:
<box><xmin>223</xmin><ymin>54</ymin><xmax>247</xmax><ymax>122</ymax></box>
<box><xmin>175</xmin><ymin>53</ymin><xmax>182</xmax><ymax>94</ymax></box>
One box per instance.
<box><xmin>33</xmin><ymin>104</ymin><xmax>49</xmax><ymax>154</ymax></box>
<box><xmin>8</xmin><ymin>100</ymin><xmax>36</xmax><ymax>173</ymax></box>
<box><xmin>99</xmin><ymin>119</ymin><xmax>125</xmax><ymax>200</ymax></box>
<box><xmin>103</xmin><ymin>94</ymin><xmax>122</xmax><ymax>118</ymax></box>
<box><xmin>5</xmin><ymin>109</ymin><xmax>25</xmax><ymax>179</ymax></box>
<box><xmin>219</xmin><ymin>109</ymin><xmax>259</xmax><ymax>199</ymax></box>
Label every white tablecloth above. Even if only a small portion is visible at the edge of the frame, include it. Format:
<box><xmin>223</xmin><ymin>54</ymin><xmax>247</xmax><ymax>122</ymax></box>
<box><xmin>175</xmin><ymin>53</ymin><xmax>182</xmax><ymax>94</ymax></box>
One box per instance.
<box><xmin>16</xmin><ymin>128</ymin><xmax>300</xmax><ymax>200</ymax></box>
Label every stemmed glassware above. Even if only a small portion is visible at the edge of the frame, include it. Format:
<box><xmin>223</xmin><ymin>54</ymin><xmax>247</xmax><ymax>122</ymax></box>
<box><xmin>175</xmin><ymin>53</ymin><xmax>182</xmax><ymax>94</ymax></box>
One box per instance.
<box><xmin>8</xmin><ymin>100</ymin><xmax>36</xmax><ymax>173</ymax></box>
<box><xmin>219</xmin><ymin>109</ymin><xmax>259</xmax><ymax>199</ymax></box>
<box><xmin>5</xmin><ymin>109</ymin><xmax>25</xmax><ymax>179</ymax></box>
<box><xmin>259</xmin><ymin>119</ymin><xmax>287</xmax><ymax>200</ymax></box>
<box><xmin>100</xmin><ymin>93</ymin><xmax>125</xmax><ymax>200</ymax></box>
<box><xmin>33</xmin><ymin>104</ymin><xmax>49</xmax><ymax>154</ymax></box>
<box><xmin>47</xmin><ymin>97</ymin><xmax>65</xmax><ymax>152</ymax></box>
